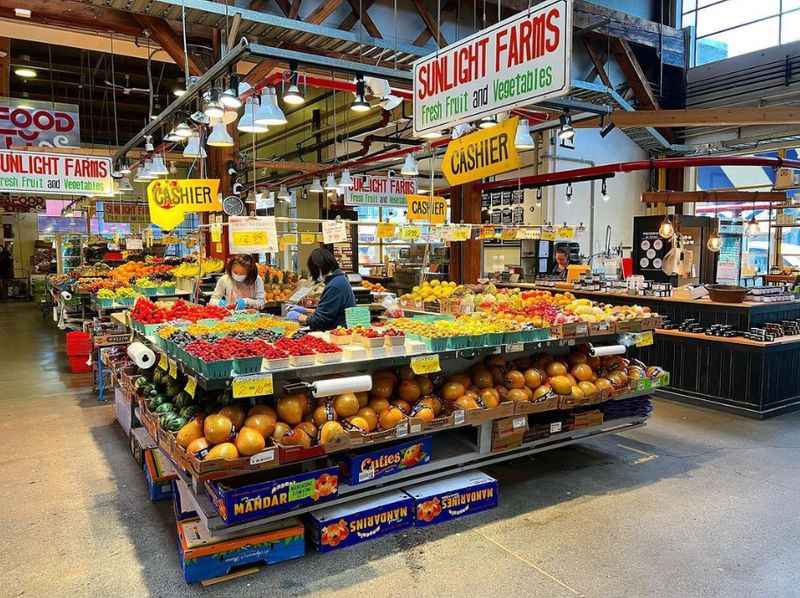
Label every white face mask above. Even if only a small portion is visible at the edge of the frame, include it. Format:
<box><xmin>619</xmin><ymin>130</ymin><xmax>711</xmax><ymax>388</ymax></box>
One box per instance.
<box><xmin>231</xmin><ymin>273</ymin><xmax>247</xmax><ymax>283</ymax></box>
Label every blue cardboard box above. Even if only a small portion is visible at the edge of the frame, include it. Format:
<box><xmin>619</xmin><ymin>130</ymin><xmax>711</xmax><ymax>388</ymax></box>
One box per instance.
<box><xmin>308</xmin><ymin>490</ymin><xmax>414</xmax><ymax>552</ymax></box>
<box><xmin>403</xmin><ymin>471</ymin><xmax>498</xmax><ymax>527</ymax></box>
<box><xmin>172</xmin><ymin>479</ymin><xmax>198</xmax><ymax>522</ymax></box>
<box><xmin>144</xmin><ymin>449</ymin><xmax>175</xmax><ymax>502</ymax></box>
<box><xmin>177</xmin><ymin>518</ymin><xmax>305</xmax><ymax>583</ymax></box>
<box><xmin>206</xmin><ymin>465</ymin><xmax>340</xmax><ymax>525</ymax></box>
<box><xmin>337</xmin><ymin>436</ymin><xmax>432</xmax><ymax>486</ymax></box>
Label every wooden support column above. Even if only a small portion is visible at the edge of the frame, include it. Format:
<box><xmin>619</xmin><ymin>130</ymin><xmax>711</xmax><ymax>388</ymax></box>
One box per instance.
<box><xmin>450</xmin><ymin>183</ymin><xmax>482</xmax><ymax>284</ymax></box>
<box><xmin>0</xmin><ymin>37</ymin><xmax>9</xmax><ymax>98</ymax></box>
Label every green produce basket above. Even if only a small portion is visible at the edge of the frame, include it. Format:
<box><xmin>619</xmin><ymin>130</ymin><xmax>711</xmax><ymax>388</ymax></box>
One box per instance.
<box><xmin>137</xmin><ymin>286</ymin><xmax>158</xmax><ymax>297</ymax></box>
<box><xmin>504</xmin><ymin>331</ymin><xmax>526</xmax><ymax>345</ymax></box>
<box><xmin>97</xmin><ymin>297</ymin><xmax>114</xmax><ymax>308</ymax></box>
<box><xmin>116</xmin><ymin>297</ymin><xmax>136</xmax><ymax>306</ymax></box>
<box><xmin>158</xmin><ymin>285</ymin><xmax>176</xmax><ymax>295</ymax></box>
<box><xmin>420</xmin><ymin>336</ymin><xmax>448</xmax><ymax>352</ymax></box>
<box><xmin>448</xmin><ymin>335</ymin><xmax>471</xmax><ymax>350</ymax></box>
<box><xmin>233</xmin><ymin>356</ymin><xmax>263</xmax><ymax>374</ymax></box>
<box><xmin>486</xmin><ymin>332</ymin><xmax>505</xmax><ymax>347</ymax></box>
<box><xmin>142</xmin><ymin>323</ymin><xmax>161</xmax><ymax>337</ymax></box>
<box><xmin>201</xmin><ymin>359</ymin><xmax>233</xmax><ymax>379</ymax></box>
<box><xmin>198</xmin><ymin>318</ymin><xmax>220</xmax><ymax>327</ymax></box>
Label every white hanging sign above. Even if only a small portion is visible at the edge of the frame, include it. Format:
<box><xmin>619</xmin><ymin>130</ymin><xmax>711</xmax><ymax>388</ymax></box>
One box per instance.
<box><xmin>322</xmin><ymin>220</ymin><xmax>348</xmax><ymax>244</ymax></box>
<box><xmin>412</xmin><ymin>0</ymin><xmax>571</xmax><ymax>137</ymax></box>
<box><xmin>344</xmin><ymin>175</ymin><xmax>417</xmax><ymax>206</ymax></box>
<box><xmin>228</xmin><ymin>216</ymin><xmax>279</xmax><ymax>254</ymax></box>
<box><xmin>0</xmin><ymin>149</ymin><xmax>113</xmax><ymax>196</ymax></box>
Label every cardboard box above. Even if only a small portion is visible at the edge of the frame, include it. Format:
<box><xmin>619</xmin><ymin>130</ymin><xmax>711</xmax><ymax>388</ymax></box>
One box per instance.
<box><xmin>571</xmin><ymin>410</ymin><xmax>604</xmax><ymax>429</ymax></box>
<box><xmin>172</xmin><ymin>479</ymin><xmax>198</xmax><ymax>522</ymax></box>
<box><xmin>404</xmin><ymin>471</ymin><xmax>499</xmax><ymax>527</ymax></box>
<box><xmin>307</xmin><ymin>490</ymin><xmax>414</xmax><ymax>552</ymax></box>
<box><xmin>177</xmin><ymin>518</ymin><xmax>304</xmax><ymax>584</ymax></box>
<box><xmin>143</xmin><ymin>448</ymin><xmax>176</xmax><ymax>502</ymax></box>
<box><xmin>337</xmin><ymin>436</ymin><xmax>432</xmax><ymax>486</ymax></box>
<box><xmin>114</xmin><ymin>387</ymin><xmax>134</xmax><ymax>437</ymax></box>
<box><xmin>491</xmin><ymin>416</ymin><xmax>528</xmax><ymax>452</ymax></box>
<box><xmin>206</xmin><ymin>465</ymin><xmax>340</xmax><ymax>525</ymax></box>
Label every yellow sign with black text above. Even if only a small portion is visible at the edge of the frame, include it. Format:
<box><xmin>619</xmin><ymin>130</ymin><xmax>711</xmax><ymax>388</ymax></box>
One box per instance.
<box><xmin>146</xmin><ymin>179</ymin><xmax>221</xmax><ymax>230</ymax></box>
<box><xmin>442</xmin><ymin>117</ymin><xmax>521</xmax><ymax>186</ymax></box>
<box><xmin>406</xmin><ymin>194</ymin><xmax>447</xmax><ymax>224</ymax></box>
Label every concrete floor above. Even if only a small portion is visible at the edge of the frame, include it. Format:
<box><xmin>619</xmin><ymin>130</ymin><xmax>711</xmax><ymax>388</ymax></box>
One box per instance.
<box><xmin>3</xmin><ymin>301</ymin><xmax>800</xmax><ymax>597</ymax></box>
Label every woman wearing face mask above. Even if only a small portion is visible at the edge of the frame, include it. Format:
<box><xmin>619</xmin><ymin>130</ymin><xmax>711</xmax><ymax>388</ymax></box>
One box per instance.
<box><xmin>210</xmin><ymin>255</ymin><xmax>265</xmax><ymax>310</ymax></box>
<box><xmin>288</xmin><ymin>247</ymin><xmax>356</xmax><ymax>330</ymax></box>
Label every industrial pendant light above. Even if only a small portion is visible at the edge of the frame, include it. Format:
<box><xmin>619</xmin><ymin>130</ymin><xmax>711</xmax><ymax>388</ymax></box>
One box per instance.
<box><xmin>149</xmin><ymin>153</ymin><xmax>169</xmax><ymax>176</ymax></box>
<box><xmin>339</xmin><ymin>169</ymin><xmax>354</xmax><ymax>188</ymax></box>
<box><xmin>658</xmin><ymin>215</ymin><xmax>674</xmax><ymax>239</ymax></box>
<box><xmin>324</xmin><ymin>173</ymin><xmax>338</xmax><ymax>190</ymax></box>
<box><xmin>277</xmin><ymin>185</ymin><xmax>291</xmax><ymax>201</ymax></box>
<box><xmin>707</xmin><ymin>229</ymin><xmax>722</xmax><ymax>252</ymax></box>
<box><xmin>535</xmin><ymin>188</ymin><xmax>543</xmax><ymax>208</ymax></box>
<box><xmin>203</xmin><ymin>89</ymin><xmax>225</xmax><ymax>119</ymax></box>
<box><xmin>601</xmin><ymin>179</ymin><xmax>610</xmax><ymax>202</ymax></box>
<box><xmin>118</xmin><ymin>177</ymin><xmax>133</xmax><ymax>192</ymax></box>
<box><xmin>514</xmin><ymin>119</ymin><xmax>535</xmax><ymax>149</ymax></box>
<box><xmin>222</xmin><ymin>108</ymin><xmax>239</xmax><ymax>125</ymax></box>
<box><xmin>164</xmin><ymin>128</ymin><xmax>183</xmax><ymax>143</ymax></box>
<box><xmin>478</xmin><ymin>115</ymin><xmax>497</xmax><ymax>129</ymax></box>
<box><xmin>420</xmin><ymin>130</ymin><xmax>445</xmax><ymax>140</ymax></box>
<box><xmin>283</xmin><ymin>66</ymin><xmax>304</xmax><ymax>105</ymax></box>
<box><xmin>207</xmin><ymin>119</ymin><xmax>234</xmax><ymax>147</ymax></box>
<box><xmin>255</xmin><ymin>88</ymin><xmax>287</xmax><ymax>126</ymax></box>
<box><xmin>238</xmin><ymin>97</ymin><xmax>268</xmax><ymax>133</ymax></box>
<box><xmin>351</xmin><ymin>75</ymin><xmax>370</xmax><ymax>112</ymax></box>
<box><xmin>118</xmin><ymin>158</ymin><xmax>131</xmax><ymax>175</ymax></box>
<box><xmin>221</xmin><ymin>74</ymin><xmax>243</xmax><ymax>109</ymax></box>
<box><xmin>401</xmin><ymin>154</ymin><xmax>419</xmax><ymax>176</ymax></box>
<box><xmin>309</xmin><ymin>178</ymin><xmax>324</xmax><ymax>194</ymax></box>
<box><xmin>183</xmin><ymin>133</ymin><xmax>207</xmax><ymax>158</ymax></box>
<box><xmin>174</xmin><ymin>121</ymin><xmax>193</xmax><ymax>138</ymax></box>
<box><xmin>745</xmin><ymin>214</ymin><xmax>760</xmax><ymax>236</ymax></box>
<box><xmin>558</xmin><ymin>110</ymin><xmax>575</xmax><ymax>142</ymax></box>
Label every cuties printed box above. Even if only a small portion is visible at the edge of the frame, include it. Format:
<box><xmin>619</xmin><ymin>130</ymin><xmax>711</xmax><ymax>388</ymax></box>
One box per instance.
<box><xmin>308</xmin><ymin>490</ymin><xmax>414</xmax><ymax>552</ymax></box>
<box><xmin>403</xmin><ymin>471</ymin><xmax>498</xmax><ymax>527</ymax></box>
<box><xmin>337</xmin><ymin>436</ymin><xmax>432</xmax><ymax>486</ymax></box>
<box><xmin>206</xmin><ymin>465</ymin><xmax>340</xmax><ymax>525</ymax></box>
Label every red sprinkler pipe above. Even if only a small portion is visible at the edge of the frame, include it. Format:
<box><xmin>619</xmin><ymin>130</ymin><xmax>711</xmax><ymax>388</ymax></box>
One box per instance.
<box><xmin>475</xmin><ymin>156</ymin><xmax>800</xmax><ymax>190</ymax></box>
<box><xmin>253</xmin><ymin>71</ymin><xmax>413</xmax><ymax>99</ymax></box>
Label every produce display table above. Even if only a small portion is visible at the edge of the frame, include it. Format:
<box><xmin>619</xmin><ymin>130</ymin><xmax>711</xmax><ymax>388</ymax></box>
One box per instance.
<box><xmin>496</xmin><ymin>282</ymin><xmax>800</xmax><ymax>418</ymax></box>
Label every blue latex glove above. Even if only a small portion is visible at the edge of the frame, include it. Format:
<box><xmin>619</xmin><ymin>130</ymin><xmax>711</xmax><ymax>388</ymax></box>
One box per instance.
<box><xmin>285</xmin><ymin>309</ymin><xmax>303</xmax><ymax>322</ymax></box>
<box><xmin>235</xmin><ymin>298</ymin><xmax>248</xmax><ymax>310</ymax></box>
<box><xmin>217</xmin><ymin>298</ymin><xmax>227</xmax><ymax>307</ymax></box>
<box><xmin>285</xmin><ymin>304</ymin><xmax>308</xmax><ymax>314</ymax></box>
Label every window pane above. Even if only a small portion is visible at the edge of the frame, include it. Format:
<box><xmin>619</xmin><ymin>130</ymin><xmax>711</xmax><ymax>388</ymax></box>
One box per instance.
<box><xmin>782</xmin><ymin>10</ymin><xmax>800</xmax><ymax>43</ymax></box>
<box><xmin>698</xmin><ymin>0</ymin><xmax>721</xmax><ymax>6</ymax></box>
<box><xmin>682</xmin><ymin>11</ymin><xmax>696</xmax><ymax>29</ymax></box>
<box><xmin>783</xmin><ymin>1</ymin><xmax>800</xmax><ymax>11</ymax></box>
<box><xmin>697</xmin><ymin>17</ymin><xmax>780</xmax><ymax>64</ymax></box>
<box><xmin>696</xmin><ymin>0</ymin><xmax>780</xmax><ymax>36</ymax></box>
<box><xmin>683</xmin><ymin>0</ymin><xmax>697</xmax><ymax>11</ymax></box>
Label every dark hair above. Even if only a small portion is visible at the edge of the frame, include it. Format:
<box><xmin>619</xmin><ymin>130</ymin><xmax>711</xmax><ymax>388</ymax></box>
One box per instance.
<box><xmin>307</xmin><ymin>247</ymin><xmax>339</xmax><ymax>280</ymax></box>
<box><xmin>226</xmin><ymin>254</ymin><xmax>259</xmax><ymax>285</ymax></box>
<box><xmin>555</xmin><ymin>246</ymin><xmax>569</xmax><ymax>256</ymax></box>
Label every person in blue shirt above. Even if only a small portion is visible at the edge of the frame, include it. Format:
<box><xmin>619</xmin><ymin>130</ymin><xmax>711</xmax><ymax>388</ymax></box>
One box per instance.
<box><xmin>291</xmin><ymin>247</ymin><xmax>356</xmax><ymax>330</ymax></box>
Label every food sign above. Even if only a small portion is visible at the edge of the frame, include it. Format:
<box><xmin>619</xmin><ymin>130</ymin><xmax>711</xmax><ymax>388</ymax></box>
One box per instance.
<box><xmin>344</xmin><ymin>175</ymin><xmax>417</xmax><ymax>207</ymax></box>
<box><xmin>0</xmin><ymin>98</ymin><xmax>80</xmax><ymax>148</ymax></box>
<box><xmin>412</xmin><ymin>0</ymin><xmax>571</xmax><ymax>136</ymax></box>
<box><xmin>146</xmin><ymin>179</ymin><xmax>221</xmax><ymax>230</ymax></box>
<box><xmin>0</xmin><ymin>150</ymin><xmax>112</xmax><ymax>196</ymax></box>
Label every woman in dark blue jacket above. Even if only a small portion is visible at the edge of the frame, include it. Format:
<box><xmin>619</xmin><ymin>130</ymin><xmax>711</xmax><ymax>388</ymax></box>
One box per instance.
<box><xmin>296</xmin><ymin>247</ymin><xmax>356</xmax><ymax>330</ymax></box>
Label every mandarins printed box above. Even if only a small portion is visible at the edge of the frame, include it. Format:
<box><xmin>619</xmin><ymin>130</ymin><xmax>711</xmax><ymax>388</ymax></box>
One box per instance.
<box><xmin>403</xmin><ymin>471</ymin><xmax>498</xmax><ymax>527</ymax></box>
<box><xmin>206</xmin><ymin>465</ymin><xmax>340</xmax><ymax>525</ymax></box>
<box><xmin>336</xmin><ymin>436</ymin><xmax>432</xmax><ymax>486</ymax></box>
<box><xmin>307</xmin><ymin>490</ymin><xmax>414</xmax><ymax>553</ymax></box>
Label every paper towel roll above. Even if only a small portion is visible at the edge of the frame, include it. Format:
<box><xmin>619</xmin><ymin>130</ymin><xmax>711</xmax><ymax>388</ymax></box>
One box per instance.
<box><xmin>588</xmin><ymin>344</ymin><xmax>627</xmax><ymax>358</ymax></box>
<box><xmin>127</xmin><ymin>341</ymin><xmax>156</xmax><ymax>369</ymax></box>
<box><xmin>313</xmin><ymin>375</ymin><xmax>373</xmax><ymax>397</ymax></box>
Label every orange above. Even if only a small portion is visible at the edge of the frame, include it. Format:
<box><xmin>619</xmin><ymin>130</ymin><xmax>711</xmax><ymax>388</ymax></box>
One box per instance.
<box><xmin>235</xmin><ymin>427</ymin><xmax>266</xmax><ymax>456</ymax></box>
<box><xmin>333</xmin><ymin>393</ymin><xmax>360</xmax><ymax>417</ymax></box>
<box><xmin>319</xmin><ymin>421</ymin><xmax>347</xmax><ymax>444</ymax></box>
<box><xmin>277</xmin><ymin>394</ymin><xmax>305</xmax><ymax>425</ymax></box>
<box><xmin>379</xmin><ymin>406</ymin><xmax>406</xmax><ymax>430</ymax></box>
<box><xmin>244</xmin><ymin>414</ymin><xmax>276</xmax><ymax>439</ymax></box>
<box><xmin>356</xmin><ymin>407</ymin><xmax>378</xmax><ymax>431</ymax></box>
<box><xmin>218</xmin><ymin>405</ymin><xmax>245</xmax><ymax>429</ymax></box>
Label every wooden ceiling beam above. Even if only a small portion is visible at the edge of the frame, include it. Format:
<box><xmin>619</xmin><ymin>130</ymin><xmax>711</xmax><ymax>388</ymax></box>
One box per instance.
<box><xmin>582</xmin><ymin>37</ymin><xmax>612</xmax><ymax>89</ymax></box>
<box><xmin>412</xmin><ymin>0</ymin><xmax>456</xmax><ymax>47</ymax></box>
<box><xmin>133</xmin><ymin>14</ymin><xmax>206</xmax><ymax>77</ymax></box>
<box><xmin>575</xmin><ymin>107</ymin><xmax>800</xmax><ymax>129</ymax></box>
<box><xmin>608</xmin><ymin>36</ymin><xmax>658</xmax><ymax>111</ymax></box>
<box><xmin>642</xmin><ymin>191</ymin><xmax>788</xmax><ymax>205</ymax></box>
<box><xmin>0</xmin><ymin>0</ymin><xmax>142</xmax><ymax>36</ymax></box>
<box><xmin>410</xmin><ymin>0</ymin><xmax>447</xmax><ymax>48</ymax></box>
<box><xmin>344</xmin><ymin>0</ymin><xmax>381</xmax><ymax>38</ymax></box>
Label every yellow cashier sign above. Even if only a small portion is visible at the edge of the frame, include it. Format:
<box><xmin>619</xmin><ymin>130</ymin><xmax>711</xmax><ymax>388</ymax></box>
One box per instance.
<box><xmin>146</xmin><ymin>179</ymin><xmax>221</xmax><ymax>230</ymax></box>
<box><xmin>442</xmin><ymin>117</ymin><xmax>521</xmax><ymax>186</ymax></box>
<box><xmin>406</xmin><ymin>194</ymin><xmax>447</xmax><ymax>224</ymax></box>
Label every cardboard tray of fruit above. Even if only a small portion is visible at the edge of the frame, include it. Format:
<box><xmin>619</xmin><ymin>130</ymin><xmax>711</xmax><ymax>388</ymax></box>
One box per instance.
<box><xmin>137</xmin><ymin>397</ymin><xmax>163</xmax><ymax>444</ymax></box>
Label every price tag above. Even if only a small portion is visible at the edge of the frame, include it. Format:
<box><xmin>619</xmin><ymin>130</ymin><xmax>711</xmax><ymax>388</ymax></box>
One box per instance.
<box><xmin>480</xmin><ymin>226</ymin><xmax>496</xmax><ymax>239</ymax></box>
<box><xmin>358</xmin><ymin>465</ymin><xmax>375</xmax><ymax>482</ymax></box>
<box><xmin>505</xmin><ymin>342</ymin><xmax>525</xmax><ymax>353</ymax></box>
<box><xmin>279</xmin><ymin>234</ymin><xmax>298</xmax><ymax>250</ymax></box>
<box><xmin>184</xmin><ymin>375</ymin><xmax>197</xmax><ymax>399</ymax></box>
<box><xmin>395</xmin><ymin>422</ymin><xmax>409</xmax><ymax>437</ymax></box>
<box><xmin>541</xmin><ymin>230</ymin><xmax>556</xmax><ymax>241</ymax></box>
<box><xmin>232</xmin><ymin>372</ymin><xmax>274</xmax><ymax>399</ymax></box>
<box><xmin>453</xmin><ymin>409</ymin><xmax>465</xmax><ymax>425</ymax></box>
<box><xmin>512</xmin><ymin>416</ymin><xmax>527</xmax><ymax>429</ymax></box>
<box><xmin>168</xmin><ymin>358</ymin><xmax>178</xmax><ymax>378</ymax></box>
<box><xmin>287</xmin><ymin>478</ymin><xmax>315</xmax><ymax>501</ymax></box>
<box><xmin>410</xmin><ymin>354</ymin><xmax>441</xmax><ymax>375</ymax></box>
<box><xmin>500</xmin><ymin>229</ymin><xmax>517</xmax><ymax>241</ymax></box>
<box><xmin>249</xmin><ymin>448</ymin><xmax>275</xmax><ymax>465</ymax></box>
<box><xmin>228</xmin><ymin>216</ymin><xmax>278</xmax><ymax>254</ymax></box>
<box><xmin>376</xmin><ymin>223</ymin><xmax>396</xmax><ymax>239</ymax></box>
<box><xmin>410</xmin><ymin>423</ymin><xmax>422</xmax><ymax>434</ymax></box>
<box><xmin>322</xmin><ymin>220</ymin><xmax>348</xmax><ymax>244</ymax></box>
<box><xmin>210</xmin><ymin>222</ymin><xmax>221</xmax><ymax>243</ymax></box>
<box><xmin>635</xmin><ymin>331</ymin><xmax>654</xmax><ymax>347</ymax></box>
<box><xmin>399</xmin><ymin>226</ymin><xmax>421</xmax><ymax>241</ymax></box>
<box><xmin>233</xmin><ymin>230</ymin><xmax>268</xmax><ymax>246</ymax></box>
<box><xmin>550</xmin><ymin>421</ymin><xmax>562</xmax><ymax>434</ymax></box>
<box><xmin>300</xmin><ymin>232</ymin><xmax>317</xmax><ymax>244</ymax></box>
<box><xmin>516</xmin><ymin>228</ymin><xmax>539</xmax><ymax>240</ymax></box>
<box><xmin>557</xmin><ymin>226</ymin><xmax>575</xmax><ymax>239</ymax></box>
<box><xmin>345</xmin><ymin>306</ymin><xmax>371</xmax><ymax>328</ymax></box>
<box><xmin>451</xmin><ymin>226</ymin><xmax>471</xmax><ymax>241</ymax></box>
<box><xmin>158</xmin><ymin>352</ymin><xmax>168</xmax><ymax>370</ymax></box>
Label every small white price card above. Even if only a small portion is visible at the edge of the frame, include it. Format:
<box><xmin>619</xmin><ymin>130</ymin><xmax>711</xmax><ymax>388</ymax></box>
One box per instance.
<box><xmin>322</xmin><ymin>220</ymin><xmax>348</xmax><ymax>244</ymax></box>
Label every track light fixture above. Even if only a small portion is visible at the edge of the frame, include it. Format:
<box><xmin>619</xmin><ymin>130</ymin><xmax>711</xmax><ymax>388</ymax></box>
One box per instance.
<box><xmin>352</xmin><ymin>74</ymin><xmax>370</xmax><ymax>112</ymax></box>
<box><xmin>558</xmin><ymin>110</ymin><xmax>575</xmax><ymax>142</ymax></box>
<box><xmin>478</xmin><ymin>115</ymin><xmax>497</xmax><ymax>129</ymax></box>
<box><xmin>309</xmin><ymin>178</ymin><xmax>324</xmax><ymax>194</ymax></box>
<box><xmin>283</xmin><ymin>64</ymin><xmax>305</xmax><ymax>105</ymax></box>
<box><xmin>514</xmin><ymin>119</ymin><xmax>535</xmax><ymax>149</ymax></box>
<box><xmin>221</xmin><ymin>74</ymin><xmax>242</xmax><ymax>109</ymax></box>
<box><xmin>565</xmin><ymin>183</ymin><xmax>573</xmax><ymax>204</ymax></box>
<box><xmin>401</xmin><ymin>154</ymin><xmax>419</xmax><ymax>176</ymax></box>
<box><xmin>601</xmin><ymin>179</ymin><xmax>610</xmax><ymax>202</ymax></box>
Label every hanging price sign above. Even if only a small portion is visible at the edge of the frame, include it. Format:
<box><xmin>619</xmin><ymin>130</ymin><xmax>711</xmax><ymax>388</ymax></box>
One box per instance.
<box><xmin>300</xmin><ymin>232</ymin><xmax>317</xmax><ymax>244</ymax></box>
<box><xmin>279</xmin><ymin>234</ymin><xmax>298</xmax><ymax>250</ymax></box>
<box><xmin>557</xmin><ymin>226</ymin><xmax>575</xmax><ymax>239</ymax></box>
<box><xmin>635</xmin><ymin>331</ymin><xmax>654</xmax><ymax>347</ymax></box>
<box><xmin>480</xmin><ymin>226</ymin><xmax>496</xmax><ymax>239</ymax></box>
<box><xmin>158</xmin><ymin>352</ymin><xmax>168</xmax><ymax>370</ymax></box>
<box><xmin>376</xmin><ymin>223</ymin><xmax>396</xmax><ymax>239</ymax></box>
<box><xmin>500</xmin><ymin>229</ymin><xmax>517</xmax><ymax>241</ymax></box>
<box><xmin>168</xmin><ymin>358</ymin><xmax>178</xmax><ymax>378</ymax></box>
<box><xmin>541</xmin><ymin>230</ymin><xmax>556</xmax><ymax>241</ymax></box>
<box><xmin>451</xmin><ymin>226</ymin><xmax>471</xmax><ymax>241</ymax></box>
<box><xmin>232</xmin><ymin>372</ymin><xmax>274</xmax><ymax>399</ymax></box>
<box><xmin>184</xmin><ymin>375</ymin><xmax>197</xmax><ymax>399</ymax></box>
<box><xmin>210</xmin><ymin>222</ymin><xmax>222</xmax><ymax>243</ymax></box>
<box><xmin>410</xmin><ymin>354</ymin><xmax>441</xmax><ymax>374</ymax></box>
<box><xmin>322</xmin><ymin>220</ymin><xmax>348</xmax><ymax>244</ymax></box>
<box><xmin>228</xmin><ymin>216</ymin><xmax>278</xmax><ymax>253</ymax></box>
<box><xmin>400</xmin><ymin>226</ymin><xmax>421</xmax><ymax>240</ymax></box>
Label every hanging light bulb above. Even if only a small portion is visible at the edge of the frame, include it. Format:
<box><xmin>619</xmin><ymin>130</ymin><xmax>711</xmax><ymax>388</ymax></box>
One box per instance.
<box><xmin>183</xmin><ymin>133</ymin><xmax>207</xmax><ymax>158</ymax></box>
<box><xmin>174</xmin><ymin>121</ymin><xmax>193</xmax><ymax>138</ymax></box>
<box><xmin>277</xmin><ymin>185</ymin><xmax>291</xmax><ymax>201</ymax></box>
<box><xmin>558</xmin><ymin>111</ymin><xmax>575</xmax><ymax>142</ymax></box>
<box><xmin>118</xmin><ymin>177</ymin><xmax>133</xmax><ymax>192</ymax></box>
<box><xmin>514</xmin><ymin>119</ymin><xmax>535</xmax><ymax>149</ymax></box>
<box><xmin>254</xmin><ymin>88</ymin><xmax>287</xmax><ymax>126</ymax></box>
<box><xmin>565</xmin><ymin>183</ymin><xmax>573</xmax><ymax>205</ymax></box>
<box><xmin>659</xmin><ymin>215</ymin><xmax>674</xmax><ymax>239</ymax></box>
<box><xmin>283</xmin><ymin>66</ymin><xmax>304</xmax><ymax>105</ymax></box>
<box><xmin>220</xmin><ymin>74</ymin><xmax>242</xmax><ymax>109</ymax></box>
<box><xmin>309</xmin><ymin>178</ymin><xmax>324</xmax><ymax>194</ymax></box>
<box><xmin>601</xmin><ymin>179</ymin><xmax>610</xmax><ymax>202</ymax></box>
<box><xmin>164</xmin><ymin>128</ymin><xmax>183</xmax><ymax>143</ymax></box>
<box><xmin>203</xmin><ymin>89</ymin><xmax>225</xmax><ymax>119</ymax></box>
<box><xmin>478</xmin><ymin>115</ymin><xmax>497</xmax><ymax>129</ymax></box>
<box><xmin>144</xmin><ymin>135</ymin><xmax>154</xmax><ymax>152</ymax></box>
<box><xmin>707</xmin><ymin>228</ymin><xmax>722</xmax><ymax>252</ymax></box>
<box><xmin>324</xmin><ymin>173</ymin><xmax>338</xmax><ymax>190</ymax></box>
<box><xmin>535</xmin><ymin>187</ymin><xmax>543</xmax><ymax>208</ymax></box>
<box><xmin>238</xmin><ymin>97</ymin><xmax>268</xmax><ymax>133</ymax></box>
<box><xmin>745</xmin><ymin>214</ymin><xmax>760</xmax><ymax>236</ymax></box>
<box><xmin>118</xmin><ymin>158</ymin><xmax>131</xmax><ymax>175</ymax></box>
<box><xmin>401</xmin><ymin>154</ymin><xmax>419</xmax><ymax>176</ymax></box>
<box><xmin>149</xmin><ymin>153</ymin><xmax>169</xmax><ymax>176</ymax></box>
<box><xmin>352</xmin><ymin>75</ymin><xmax>370</xmax><ymax>112</ymax></box>
<box><xmin>207</xmin><ymin>119</ymin><xmax>234</xmax><ymax>147</ymax></box>
<box><xmin>339</xmin><ymin>169</ymin><xmax>354</xmax><ymax>188</ymax></box>
<box><xmin>222</xmin><ymin>108</ymin><xmax>239</xmax><ymax>125</ymax></box>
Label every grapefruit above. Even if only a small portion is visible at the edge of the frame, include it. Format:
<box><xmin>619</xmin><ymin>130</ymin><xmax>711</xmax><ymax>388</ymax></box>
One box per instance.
<box><xmin>319</xmin><ymin>421</ymin><xmax>347</xmax><ymax>444</ymax></box>
<box><xmin>333</xmin><ymin>393</ymin><xmax>360</xmax><ymax>418</ymax></box>
<box><xmin>235</xmin><ymin>427</ymin><xmax>266</xmax><ymax>456</ymax></box>
<box><xmin>203</xmin><ymin>414</ymin><xmax>233</xmax><ymax>445</ymax></box>
<box><xmin>356</xmin><ymin>407</ymin><xmax>378</xmax><ymax>431</ymax></box>
<box><xmin>277</xmin><ymin>394</ymin><xmax>305</xmax><ymax>425</ymax></box>
<box><xmin>244</xmin><ymin>414</ymin><xmax>276</xmax><ymax>439</ymax></box>
<box><xmin>206</xmin><ymin>442</ymin><xmax>239</xmax><ymax>461</ymax></box>
<box><xmin>218</xmin><ymin>405</ymin><xmax>245</xmax><ymax>429</ymax></box>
